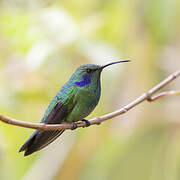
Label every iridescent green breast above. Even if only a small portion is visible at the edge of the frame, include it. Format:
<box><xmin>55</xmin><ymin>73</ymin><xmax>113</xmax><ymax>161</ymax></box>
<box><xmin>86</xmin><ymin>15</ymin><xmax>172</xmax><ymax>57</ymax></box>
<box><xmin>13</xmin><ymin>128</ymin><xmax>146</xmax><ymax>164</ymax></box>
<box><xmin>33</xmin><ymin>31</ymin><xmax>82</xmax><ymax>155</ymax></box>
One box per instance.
<box><xmin>66</xmin><ymin>85</ymin><xmax>101</xmax><ymax>122</ymax></box>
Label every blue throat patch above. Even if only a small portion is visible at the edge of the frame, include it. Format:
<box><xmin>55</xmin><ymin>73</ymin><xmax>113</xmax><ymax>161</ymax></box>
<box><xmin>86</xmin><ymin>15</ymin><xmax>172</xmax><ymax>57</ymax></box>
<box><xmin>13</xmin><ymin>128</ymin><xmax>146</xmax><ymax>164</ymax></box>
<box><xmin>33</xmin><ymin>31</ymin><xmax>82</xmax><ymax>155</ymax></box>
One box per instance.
<box><xmin>75</xmin><ymin>74</ymin><xmax>91</xmax><ymax>87</ymax></box>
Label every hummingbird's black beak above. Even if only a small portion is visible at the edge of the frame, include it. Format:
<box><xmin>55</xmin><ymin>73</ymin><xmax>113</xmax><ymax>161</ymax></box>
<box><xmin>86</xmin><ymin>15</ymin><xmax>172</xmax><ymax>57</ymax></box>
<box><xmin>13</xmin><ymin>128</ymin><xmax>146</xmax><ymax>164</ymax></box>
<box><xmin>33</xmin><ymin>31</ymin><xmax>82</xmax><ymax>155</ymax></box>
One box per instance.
<box><xmin>100</xmin><ymin>60</ymin><xmax>130</xmax><ymax>69</ymax></box>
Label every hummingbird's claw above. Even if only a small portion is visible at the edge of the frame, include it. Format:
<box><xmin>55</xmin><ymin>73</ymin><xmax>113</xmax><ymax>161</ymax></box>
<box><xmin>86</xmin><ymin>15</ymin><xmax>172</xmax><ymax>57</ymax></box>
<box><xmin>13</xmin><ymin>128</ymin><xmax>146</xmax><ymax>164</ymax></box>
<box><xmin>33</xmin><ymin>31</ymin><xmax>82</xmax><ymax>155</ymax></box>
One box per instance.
<box><xmin>82</xmin><ymin>119</ymin><xmax>91</xmax><ymax>127</ymax></box>
<box><xmin>71</xmin><ymin>122</ymin><xmax>77</xmax><ymax>130</ymax></box>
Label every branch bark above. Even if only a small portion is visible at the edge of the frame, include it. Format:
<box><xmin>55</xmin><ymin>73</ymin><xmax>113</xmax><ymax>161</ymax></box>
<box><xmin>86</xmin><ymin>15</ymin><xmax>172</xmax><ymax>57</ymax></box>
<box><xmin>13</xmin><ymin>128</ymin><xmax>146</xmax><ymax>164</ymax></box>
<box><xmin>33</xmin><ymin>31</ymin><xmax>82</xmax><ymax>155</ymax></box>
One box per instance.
<box><xmin>0</xmin><ymin>70</ymin><xmax>180</xmax><ymax>131</ymax></box>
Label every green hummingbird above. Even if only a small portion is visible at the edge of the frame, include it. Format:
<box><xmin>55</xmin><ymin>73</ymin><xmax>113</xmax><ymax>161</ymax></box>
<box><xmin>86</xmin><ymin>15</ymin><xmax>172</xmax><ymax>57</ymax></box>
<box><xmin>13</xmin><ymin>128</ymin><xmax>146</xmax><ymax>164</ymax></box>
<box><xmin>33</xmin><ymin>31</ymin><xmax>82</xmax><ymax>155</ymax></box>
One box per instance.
<box><xmin>19</xmin><ymin>60</ymin><xmax>130</xmax><ymax>156</ymax></box>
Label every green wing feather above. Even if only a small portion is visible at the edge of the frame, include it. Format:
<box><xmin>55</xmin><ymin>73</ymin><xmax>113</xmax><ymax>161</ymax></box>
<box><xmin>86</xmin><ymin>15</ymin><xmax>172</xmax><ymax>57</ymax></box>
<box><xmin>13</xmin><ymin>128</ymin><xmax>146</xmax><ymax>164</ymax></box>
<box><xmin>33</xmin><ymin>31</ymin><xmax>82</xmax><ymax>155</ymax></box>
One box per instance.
<box><xmin>19</xmin><ymin>86</ymin><xmax>76</xmax><ymax>156</ymax></box>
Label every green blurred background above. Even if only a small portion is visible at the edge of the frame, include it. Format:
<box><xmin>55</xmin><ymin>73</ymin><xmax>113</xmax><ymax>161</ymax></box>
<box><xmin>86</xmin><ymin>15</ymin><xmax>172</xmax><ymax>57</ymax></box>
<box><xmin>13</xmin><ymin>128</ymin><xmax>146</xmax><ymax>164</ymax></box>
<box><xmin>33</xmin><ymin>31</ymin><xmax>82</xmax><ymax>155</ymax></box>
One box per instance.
<box><xmin>0</xmin><ymin>0</ymin><xmax>180</xmax><ymax>180</ymax></box>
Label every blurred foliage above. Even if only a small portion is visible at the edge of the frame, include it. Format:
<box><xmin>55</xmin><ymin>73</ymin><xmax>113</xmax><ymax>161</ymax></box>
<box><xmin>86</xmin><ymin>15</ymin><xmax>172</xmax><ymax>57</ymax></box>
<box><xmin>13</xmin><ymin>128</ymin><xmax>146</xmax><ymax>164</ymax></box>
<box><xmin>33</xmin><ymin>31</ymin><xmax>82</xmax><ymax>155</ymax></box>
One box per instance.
<box><xmin>0</xmin><ymin>0</ymin><xmax>180</xmax><ymax>180</ymax></box>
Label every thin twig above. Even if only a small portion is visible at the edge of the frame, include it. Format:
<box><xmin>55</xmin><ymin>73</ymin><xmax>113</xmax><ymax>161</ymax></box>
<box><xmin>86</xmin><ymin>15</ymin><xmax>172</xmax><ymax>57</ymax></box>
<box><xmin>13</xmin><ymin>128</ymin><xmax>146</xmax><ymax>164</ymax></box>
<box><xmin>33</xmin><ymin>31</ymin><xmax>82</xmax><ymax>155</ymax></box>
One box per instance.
<box><xmin>147</xmin><ymin>90</ymin><xmax>180</xmax><ymax>102</ymax></box>
<box><xmin>0</xmin><ymin>70</ymin><xmax>180</xmax><ymax>131</ymax></box>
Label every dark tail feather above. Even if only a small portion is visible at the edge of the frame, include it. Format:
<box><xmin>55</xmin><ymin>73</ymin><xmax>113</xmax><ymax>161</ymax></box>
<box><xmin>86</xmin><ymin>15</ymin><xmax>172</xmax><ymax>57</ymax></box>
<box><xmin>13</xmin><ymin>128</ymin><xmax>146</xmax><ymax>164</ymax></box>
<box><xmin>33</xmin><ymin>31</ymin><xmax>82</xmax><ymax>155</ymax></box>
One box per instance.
<box><xmin>19</xmin><ymin>130</ymin><xmax>64</xmax><ymax>156</ymax></box>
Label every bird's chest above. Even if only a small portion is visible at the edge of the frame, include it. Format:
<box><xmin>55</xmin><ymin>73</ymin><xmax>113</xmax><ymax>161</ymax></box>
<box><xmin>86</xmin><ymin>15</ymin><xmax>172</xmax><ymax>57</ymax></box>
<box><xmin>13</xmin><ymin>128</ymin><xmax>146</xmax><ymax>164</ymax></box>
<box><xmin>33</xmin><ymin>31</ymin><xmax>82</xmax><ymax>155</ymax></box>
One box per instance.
<box><xmin>66</xmin><ymin>87</ymin><xmax>101</xmax><ymax>122</ymax></box>
<box><xmin>78</xmin><ymin>88</ymin><xmax>100</xmax><ymax>107</ymax></box>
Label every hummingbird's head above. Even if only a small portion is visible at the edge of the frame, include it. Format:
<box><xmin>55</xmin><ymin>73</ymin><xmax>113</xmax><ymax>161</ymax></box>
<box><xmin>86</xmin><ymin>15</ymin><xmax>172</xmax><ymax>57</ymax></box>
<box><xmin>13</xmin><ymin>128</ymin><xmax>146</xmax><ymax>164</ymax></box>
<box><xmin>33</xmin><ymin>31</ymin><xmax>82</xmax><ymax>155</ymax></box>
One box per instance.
<box><xmin>71</xmin><ymin>60</ymin><xmax>130</xmax><ymax>87</ymax></box>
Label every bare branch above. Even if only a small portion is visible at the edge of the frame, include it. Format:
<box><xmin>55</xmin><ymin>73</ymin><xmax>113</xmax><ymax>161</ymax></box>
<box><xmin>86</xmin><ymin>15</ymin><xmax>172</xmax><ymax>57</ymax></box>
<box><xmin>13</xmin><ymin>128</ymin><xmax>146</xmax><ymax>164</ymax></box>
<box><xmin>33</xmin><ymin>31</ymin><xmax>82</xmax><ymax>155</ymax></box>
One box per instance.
<box><xmin>147</xmin><ymin>90</ymin><xmax>180</xmax><ymax>102</ymax></box>
<box><xmin>0</xmin><ymin>70</ymin><xmax>180</xmax><ymax>131</ymax></box>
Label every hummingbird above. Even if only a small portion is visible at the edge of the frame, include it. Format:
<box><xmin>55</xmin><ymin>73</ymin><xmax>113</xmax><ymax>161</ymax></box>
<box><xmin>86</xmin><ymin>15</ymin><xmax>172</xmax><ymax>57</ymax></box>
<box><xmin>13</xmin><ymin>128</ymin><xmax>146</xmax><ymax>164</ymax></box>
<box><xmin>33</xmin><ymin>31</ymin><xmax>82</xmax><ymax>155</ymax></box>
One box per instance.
<box><xmin>19</xmin><ymin>60</ymin><xmax>130</xmax><ymax>156</ymax></box>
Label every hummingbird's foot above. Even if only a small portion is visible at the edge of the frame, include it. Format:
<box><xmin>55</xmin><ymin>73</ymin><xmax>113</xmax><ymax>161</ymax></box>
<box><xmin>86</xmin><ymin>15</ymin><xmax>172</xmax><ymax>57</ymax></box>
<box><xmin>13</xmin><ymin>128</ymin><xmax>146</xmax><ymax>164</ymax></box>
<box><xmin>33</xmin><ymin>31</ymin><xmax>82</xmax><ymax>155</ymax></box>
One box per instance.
<box><xmin>82</xmin><ymin>119</ymin><xmax>91</xmax><ymax>127</ymax></box>
<box><xmin>71</xmin><ymin>122</ymin><xmax>77</xmax><ymax>130</ymax></box>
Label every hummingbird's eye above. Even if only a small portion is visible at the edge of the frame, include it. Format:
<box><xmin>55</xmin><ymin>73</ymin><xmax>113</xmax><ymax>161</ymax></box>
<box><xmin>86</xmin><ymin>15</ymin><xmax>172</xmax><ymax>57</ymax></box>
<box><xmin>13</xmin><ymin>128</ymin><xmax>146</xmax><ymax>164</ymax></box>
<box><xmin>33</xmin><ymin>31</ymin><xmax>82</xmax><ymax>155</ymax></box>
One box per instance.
<box><xmin>86</xmin><ymin>69</ymin><xmax>92</xmax><ymax>73</ymax></box>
